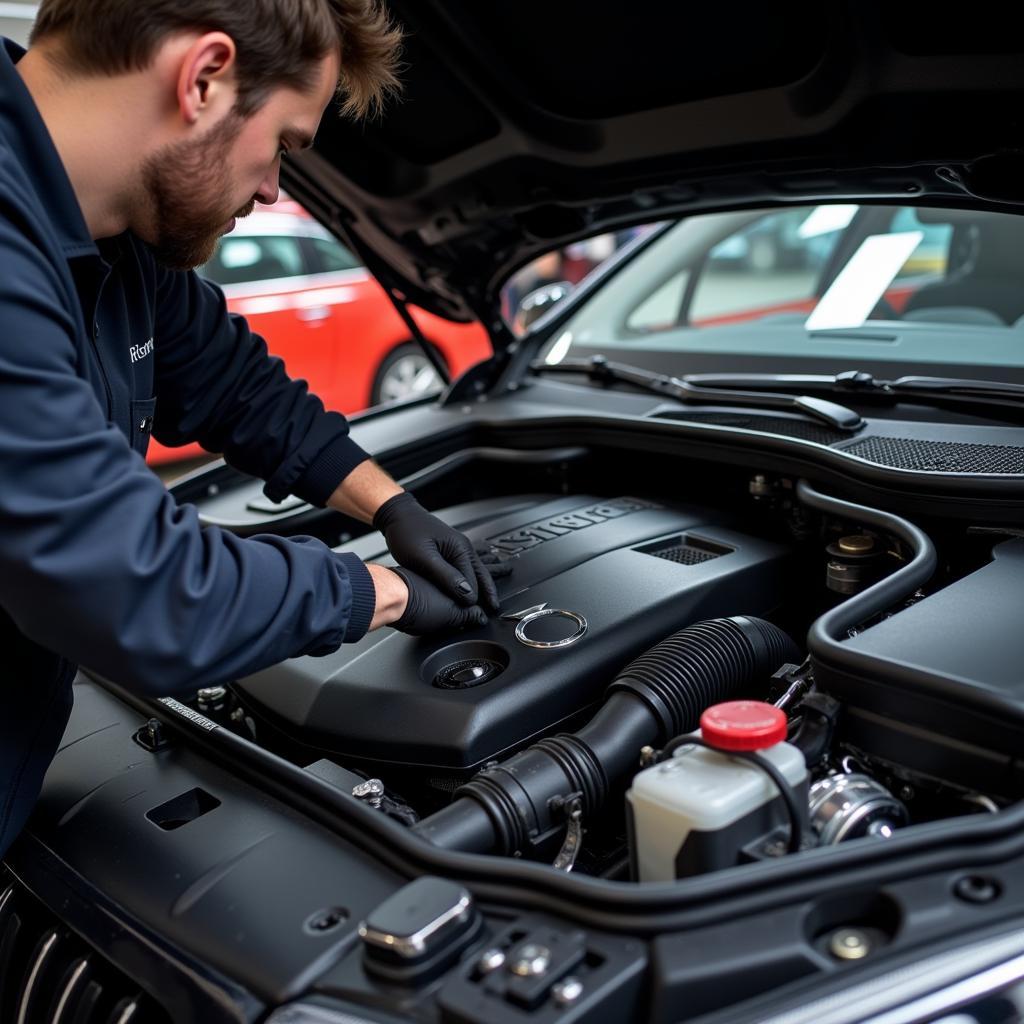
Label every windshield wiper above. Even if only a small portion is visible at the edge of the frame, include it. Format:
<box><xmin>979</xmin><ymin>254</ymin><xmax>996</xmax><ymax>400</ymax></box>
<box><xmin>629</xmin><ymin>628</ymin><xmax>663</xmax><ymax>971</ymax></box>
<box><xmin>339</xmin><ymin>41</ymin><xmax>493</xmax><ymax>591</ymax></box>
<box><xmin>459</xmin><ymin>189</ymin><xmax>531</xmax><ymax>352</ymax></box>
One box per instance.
<box><xmin>533</xmin><ymin>356</ymin><xmax>864</xmax><ymax>431</ymax></box>
<box><xmin>684</xmin><ymin>369</ymin><xmax>1024</xmax><ymax>413</ymax></box>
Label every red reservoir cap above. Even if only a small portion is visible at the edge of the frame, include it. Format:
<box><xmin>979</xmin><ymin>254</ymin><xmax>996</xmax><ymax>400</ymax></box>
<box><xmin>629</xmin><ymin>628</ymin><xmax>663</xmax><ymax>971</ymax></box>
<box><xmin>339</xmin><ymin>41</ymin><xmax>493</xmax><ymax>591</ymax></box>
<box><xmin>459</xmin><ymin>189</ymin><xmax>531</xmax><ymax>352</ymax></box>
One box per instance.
<box><xmin>700</xmin><ymin>701</ymin><xmax>787</xmax><ymax>751</ymax></box>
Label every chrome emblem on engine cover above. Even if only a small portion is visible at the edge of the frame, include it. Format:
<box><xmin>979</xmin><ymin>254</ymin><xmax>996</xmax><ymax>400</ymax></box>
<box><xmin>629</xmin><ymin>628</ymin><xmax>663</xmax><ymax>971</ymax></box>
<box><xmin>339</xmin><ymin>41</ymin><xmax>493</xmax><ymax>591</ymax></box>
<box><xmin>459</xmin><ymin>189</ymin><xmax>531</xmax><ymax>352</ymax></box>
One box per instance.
<box><xmin>501</xmin><ymin>602</ymin><xmax>588</xmax><ymax>649</ymax></box>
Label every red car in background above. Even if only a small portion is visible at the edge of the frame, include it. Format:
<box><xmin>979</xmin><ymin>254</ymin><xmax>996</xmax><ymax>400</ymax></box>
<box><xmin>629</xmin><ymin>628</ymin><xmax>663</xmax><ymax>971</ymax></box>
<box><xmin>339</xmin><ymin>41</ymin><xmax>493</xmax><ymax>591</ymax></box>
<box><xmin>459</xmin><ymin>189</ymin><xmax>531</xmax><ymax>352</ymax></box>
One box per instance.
<box><xmin>146</xmin><ymin>201</ymin><xmax>490</xmax><ymax>465</ymax></box>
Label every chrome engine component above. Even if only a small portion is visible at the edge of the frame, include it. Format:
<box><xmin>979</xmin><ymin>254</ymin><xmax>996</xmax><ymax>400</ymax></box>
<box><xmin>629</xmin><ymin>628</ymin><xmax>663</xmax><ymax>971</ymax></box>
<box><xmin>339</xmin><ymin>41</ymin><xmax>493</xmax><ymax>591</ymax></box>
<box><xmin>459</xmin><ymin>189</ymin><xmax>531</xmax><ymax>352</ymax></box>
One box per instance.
<box><xmin>809</xmin><ymin>772</ymin><xmax>909</xmax><ymax>845</ymax></box>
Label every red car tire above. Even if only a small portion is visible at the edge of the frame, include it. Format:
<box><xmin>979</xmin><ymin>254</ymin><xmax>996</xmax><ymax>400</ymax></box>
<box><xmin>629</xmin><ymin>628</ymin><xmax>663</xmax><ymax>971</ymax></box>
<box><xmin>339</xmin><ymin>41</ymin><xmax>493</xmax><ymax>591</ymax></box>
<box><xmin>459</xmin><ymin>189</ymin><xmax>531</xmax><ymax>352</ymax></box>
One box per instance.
<box><xmin>370</xmin><ymin>342</ymin><xmax>448</xmax><ymax>406</ymax></box>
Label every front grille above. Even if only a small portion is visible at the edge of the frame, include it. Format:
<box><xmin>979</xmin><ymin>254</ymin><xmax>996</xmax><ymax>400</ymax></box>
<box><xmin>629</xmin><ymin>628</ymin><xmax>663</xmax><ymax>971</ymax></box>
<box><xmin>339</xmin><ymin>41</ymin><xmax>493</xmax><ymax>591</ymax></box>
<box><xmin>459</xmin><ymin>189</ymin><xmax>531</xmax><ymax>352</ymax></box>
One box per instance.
<box><xmin>0</xmin><ymin>870</ymin><xmax>170</xmax><ymax>1024</ymax></box>
<box><xmin>842</xmin><ymin>436</ymin><xmax>1024</xmax><ymax>474</ymax></box>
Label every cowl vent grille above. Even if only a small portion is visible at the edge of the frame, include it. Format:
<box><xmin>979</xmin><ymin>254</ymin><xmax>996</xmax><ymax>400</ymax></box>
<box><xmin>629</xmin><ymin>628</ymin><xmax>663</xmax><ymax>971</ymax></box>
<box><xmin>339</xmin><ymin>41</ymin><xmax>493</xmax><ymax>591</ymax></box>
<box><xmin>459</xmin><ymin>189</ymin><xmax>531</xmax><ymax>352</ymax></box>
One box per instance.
<box><xmin>653</xmin><ymin>410</ymin><xmax>850</xmax><ymax>445</ymax></box>
<box><xmin>0</xmin><ymin>872</ymin><xmax>170</xmax><ymax>1024</ymax></box>
<box><xmin>843</xmin><ymin>436</ymin><xmax>1024</xmax><ymax>474</ymax></box>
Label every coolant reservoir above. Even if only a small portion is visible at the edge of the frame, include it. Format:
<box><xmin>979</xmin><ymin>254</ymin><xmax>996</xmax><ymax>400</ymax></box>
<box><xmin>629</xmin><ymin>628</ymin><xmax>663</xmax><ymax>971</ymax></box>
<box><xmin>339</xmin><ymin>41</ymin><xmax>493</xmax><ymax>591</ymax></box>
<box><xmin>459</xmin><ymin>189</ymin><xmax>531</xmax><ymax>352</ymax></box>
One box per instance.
<box><xmin>627</xmin><ymin>701</ymin><xmax>807</xmax><ymax>882</ymax></box>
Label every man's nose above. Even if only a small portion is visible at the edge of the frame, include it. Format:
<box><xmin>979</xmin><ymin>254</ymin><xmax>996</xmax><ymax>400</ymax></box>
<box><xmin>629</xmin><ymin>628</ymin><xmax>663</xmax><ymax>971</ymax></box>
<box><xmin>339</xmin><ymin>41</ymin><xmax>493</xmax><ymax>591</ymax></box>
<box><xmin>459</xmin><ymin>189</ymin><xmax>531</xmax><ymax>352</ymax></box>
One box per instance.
<box><xmin>255</xmin><ymin>163</ymin><xmax>281</xmax><ymax>206</ymax></box>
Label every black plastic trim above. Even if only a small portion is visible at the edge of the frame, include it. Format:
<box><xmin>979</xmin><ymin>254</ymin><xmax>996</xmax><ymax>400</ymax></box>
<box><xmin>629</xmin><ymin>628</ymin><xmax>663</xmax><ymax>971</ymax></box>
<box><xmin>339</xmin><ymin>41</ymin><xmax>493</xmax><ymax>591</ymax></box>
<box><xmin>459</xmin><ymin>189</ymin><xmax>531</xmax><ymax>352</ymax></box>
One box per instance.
<box><xmin>181</xmin><ymin>413</ymin><xmax>1024</xmax><ymax>544</ymax></box>
<box><xmin>4</xmin><ymin>837</ymin><xmax>261</xmax><ymax>1024</ymax></box>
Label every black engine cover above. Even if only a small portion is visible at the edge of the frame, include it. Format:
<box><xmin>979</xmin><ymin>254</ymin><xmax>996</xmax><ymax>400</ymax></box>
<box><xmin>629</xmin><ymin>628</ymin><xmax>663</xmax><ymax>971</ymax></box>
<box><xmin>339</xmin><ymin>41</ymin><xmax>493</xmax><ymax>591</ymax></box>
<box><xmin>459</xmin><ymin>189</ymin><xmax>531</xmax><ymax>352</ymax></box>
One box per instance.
<box><xmin>234</xmin><ymin>495</ymin><xmax>791</xmax><ymax>770</ymax></box>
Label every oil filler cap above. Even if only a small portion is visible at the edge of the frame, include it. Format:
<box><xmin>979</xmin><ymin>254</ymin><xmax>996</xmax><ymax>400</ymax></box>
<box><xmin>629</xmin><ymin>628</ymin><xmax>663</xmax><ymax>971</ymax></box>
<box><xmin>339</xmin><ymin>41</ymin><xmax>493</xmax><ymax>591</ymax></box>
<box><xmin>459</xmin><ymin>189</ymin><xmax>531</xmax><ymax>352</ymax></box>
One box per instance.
<box><xmin>700</xmin><ymin>700</ymin><xmax>787</xmax><ymax>751</ymax></box>
<box><xmin>359</xmin><ymin>877</ymin><xmax>482</xmax><ymax>985</ymax></box>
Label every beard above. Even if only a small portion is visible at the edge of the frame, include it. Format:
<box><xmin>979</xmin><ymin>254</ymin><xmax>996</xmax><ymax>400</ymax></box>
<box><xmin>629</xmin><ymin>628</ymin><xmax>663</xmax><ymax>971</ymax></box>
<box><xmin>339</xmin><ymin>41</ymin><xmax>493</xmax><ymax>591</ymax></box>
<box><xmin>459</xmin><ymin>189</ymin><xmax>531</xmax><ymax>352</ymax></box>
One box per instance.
<box><xmin>139</xmin><ymin>112</ymin><xmax>256</xmax><ymax>271</ymax></box>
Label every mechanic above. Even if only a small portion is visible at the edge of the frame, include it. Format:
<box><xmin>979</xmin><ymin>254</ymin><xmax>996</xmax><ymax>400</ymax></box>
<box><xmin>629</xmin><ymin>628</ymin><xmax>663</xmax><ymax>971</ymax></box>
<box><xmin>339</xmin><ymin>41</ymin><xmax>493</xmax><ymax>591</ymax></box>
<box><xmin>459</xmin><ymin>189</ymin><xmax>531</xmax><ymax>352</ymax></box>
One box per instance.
<box><xmin>0</xmin><ymin>0</ymin><xmax>500</xmax><ymax>857</ymax></box>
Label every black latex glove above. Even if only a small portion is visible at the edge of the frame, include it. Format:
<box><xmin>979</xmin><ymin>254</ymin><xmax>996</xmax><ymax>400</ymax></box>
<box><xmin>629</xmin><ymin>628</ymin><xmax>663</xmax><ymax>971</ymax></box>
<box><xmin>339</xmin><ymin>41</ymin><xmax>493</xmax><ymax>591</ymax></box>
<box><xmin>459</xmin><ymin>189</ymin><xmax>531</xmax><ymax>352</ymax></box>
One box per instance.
<box><xmin>391</xmin><ymin>567</ymin><xmax>488</xmax><ymax>636</ymax></box>
<box><xmin>477</xmin><ymin>548</ymin><xmax>515</xmax><ymax>580</ymax></box>
<box><xmin>374</xmin><ymin>492</ymin><xmax>499</xmax><ymax>611</ymax></box>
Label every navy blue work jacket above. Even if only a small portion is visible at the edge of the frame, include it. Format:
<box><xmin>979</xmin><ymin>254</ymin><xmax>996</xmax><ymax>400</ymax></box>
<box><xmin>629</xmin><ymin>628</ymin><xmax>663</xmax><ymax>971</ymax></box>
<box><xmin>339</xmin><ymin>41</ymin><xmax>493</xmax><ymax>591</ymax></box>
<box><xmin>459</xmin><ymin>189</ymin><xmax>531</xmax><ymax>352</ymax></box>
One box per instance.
<box><xmin>0</xmin><ymin>40</ymin><xmax>377</xmax><ymax>854</ymax></box>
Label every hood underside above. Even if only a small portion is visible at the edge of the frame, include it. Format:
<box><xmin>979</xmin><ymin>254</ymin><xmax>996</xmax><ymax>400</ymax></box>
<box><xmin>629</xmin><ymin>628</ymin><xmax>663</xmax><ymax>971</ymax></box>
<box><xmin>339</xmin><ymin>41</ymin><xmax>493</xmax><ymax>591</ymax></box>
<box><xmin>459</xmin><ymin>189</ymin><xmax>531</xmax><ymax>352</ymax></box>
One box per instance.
<box><xmin>287</xmin><ymin>1</ymin><xmax>1024</xmax><ymax>326</ymax></box>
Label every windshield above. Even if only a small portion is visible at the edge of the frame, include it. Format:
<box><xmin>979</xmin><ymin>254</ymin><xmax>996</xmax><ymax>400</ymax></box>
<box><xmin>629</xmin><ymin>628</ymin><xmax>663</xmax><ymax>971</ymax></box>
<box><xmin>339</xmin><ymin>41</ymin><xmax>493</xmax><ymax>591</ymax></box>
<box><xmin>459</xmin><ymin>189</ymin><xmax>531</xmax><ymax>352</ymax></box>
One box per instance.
<box><xmin>507</xmin><ymin>204</ymin><xmax>1024</xmax><ymax>379</ymax></box>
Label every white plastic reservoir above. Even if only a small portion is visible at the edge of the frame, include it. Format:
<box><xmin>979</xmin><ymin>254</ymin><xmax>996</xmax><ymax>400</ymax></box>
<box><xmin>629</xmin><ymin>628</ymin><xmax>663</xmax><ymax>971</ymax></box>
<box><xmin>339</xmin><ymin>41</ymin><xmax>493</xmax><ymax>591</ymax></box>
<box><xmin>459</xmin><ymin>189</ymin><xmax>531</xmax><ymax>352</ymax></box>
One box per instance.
<box><xmin>628</xmin><ymin>701</ymin><xmax>807</xmax><ymax>882</ymax></box>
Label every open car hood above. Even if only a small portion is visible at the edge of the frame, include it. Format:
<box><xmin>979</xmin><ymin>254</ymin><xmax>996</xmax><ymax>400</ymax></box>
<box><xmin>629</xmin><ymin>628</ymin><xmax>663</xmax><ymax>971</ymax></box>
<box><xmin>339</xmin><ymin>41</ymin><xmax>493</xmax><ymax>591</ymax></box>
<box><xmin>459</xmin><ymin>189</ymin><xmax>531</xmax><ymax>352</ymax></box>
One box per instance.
<box><xmin>286</xmin><ymin>1</ymin><xmax>1024</xmax><ymax>332</ymax></box>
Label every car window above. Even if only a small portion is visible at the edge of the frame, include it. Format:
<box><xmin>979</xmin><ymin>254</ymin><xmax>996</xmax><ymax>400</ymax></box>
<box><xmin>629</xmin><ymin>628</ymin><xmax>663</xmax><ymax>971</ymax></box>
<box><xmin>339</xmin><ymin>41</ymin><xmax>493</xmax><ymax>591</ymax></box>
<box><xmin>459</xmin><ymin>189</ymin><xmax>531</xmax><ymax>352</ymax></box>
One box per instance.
<box><xmin>306</xmin><ymin>236</ymin><xmax>363</xmax><ymax>274</ymax></box>
<box><xmin>200</xmin><ymin>235</ymin><xmax>306</xmax><ymax>287</ymax></box>
<box><xmin>625</xmin><ymin>269</ymin><xmax>692</xmax><ymax>333</ymax></box>
<box><xmin>501</xmin><ymin>231</ymin><xmax>639</xmax><ymax>335</ymax></box>
<box><xmin>888</xmin><ymin>206</ymin><xmax>953</xmax><ymax>281</ymax></box>
<box><xmin>688</xmin><ymin>207</ymin><xmax>851</xmax><ymax>326</ymax></box>
<box><xmin>529</xmin><ymin>202</ymin><xmax>1024</xmax><ymax>374</ymax></box>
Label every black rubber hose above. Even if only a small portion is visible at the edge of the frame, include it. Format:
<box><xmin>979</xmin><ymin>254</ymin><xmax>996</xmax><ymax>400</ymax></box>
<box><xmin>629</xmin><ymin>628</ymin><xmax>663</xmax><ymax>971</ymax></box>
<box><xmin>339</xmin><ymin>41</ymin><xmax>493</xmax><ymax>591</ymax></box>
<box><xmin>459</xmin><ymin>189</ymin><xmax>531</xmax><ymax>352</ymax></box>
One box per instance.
<box><xmin>795</xmin><ymin>478</ymin><xmax>937</xmax><ymax>670</ymax></box>
<box><xmin>607</xmin><ymin>615</ymin><xmax>799</xmax><ymax>740</ymax></box>
<box><xmin>414</xmin><ymin>616</ymin><xmax>800</xmax><ymax>855</ymax></box>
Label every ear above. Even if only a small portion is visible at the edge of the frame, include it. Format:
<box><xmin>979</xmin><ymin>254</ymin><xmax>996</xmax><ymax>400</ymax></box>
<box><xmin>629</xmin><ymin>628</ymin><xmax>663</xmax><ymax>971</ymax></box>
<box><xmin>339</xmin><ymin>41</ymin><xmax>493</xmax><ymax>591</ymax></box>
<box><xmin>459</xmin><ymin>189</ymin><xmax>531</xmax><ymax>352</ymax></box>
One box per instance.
<box><xmin>176</xmin><ymin>32</ymin><xmax>238</xmax><ymax>125</ymax></box>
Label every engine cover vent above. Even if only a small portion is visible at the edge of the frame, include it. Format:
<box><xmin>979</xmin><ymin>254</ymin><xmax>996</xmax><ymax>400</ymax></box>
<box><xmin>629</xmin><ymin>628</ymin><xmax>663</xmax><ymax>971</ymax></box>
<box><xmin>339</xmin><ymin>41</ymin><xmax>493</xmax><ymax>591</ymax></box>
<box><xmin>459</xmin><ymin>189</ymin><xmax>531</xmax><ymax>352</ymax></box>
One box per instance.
<box><xmin>842</xmin><ymin>436</ymin><xmax>1024</xmax><ymax>474</ymax></box>
<box><xmin>639</xmin><ymin>534</ymin><xmax>732</xmax><ymax>565</ymax></box>
<box><xmin>651</xmin><ymin>544</ymin><xmax>718</xmax><ymax>566</ymax></box>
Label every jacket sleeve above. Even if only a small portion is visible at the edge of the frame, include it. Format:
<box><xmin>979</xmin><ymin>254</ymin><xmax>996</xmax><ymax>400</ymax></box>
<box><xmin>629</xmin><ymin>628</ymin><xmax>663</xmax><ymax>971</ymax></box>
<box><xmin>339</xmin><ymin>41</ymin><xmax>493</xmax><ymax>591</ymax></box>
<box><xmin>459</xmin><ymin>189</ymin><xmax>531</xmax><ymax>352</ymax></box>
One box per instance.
<box><xmin>148</xmin><ymin>247</ymin><xmax>369</xmax><ymax>506</ymax></box>
<box><xmin>0</xmin><ymin>219</ymin><xmax>376</xmax><ymax>697</ymax></box>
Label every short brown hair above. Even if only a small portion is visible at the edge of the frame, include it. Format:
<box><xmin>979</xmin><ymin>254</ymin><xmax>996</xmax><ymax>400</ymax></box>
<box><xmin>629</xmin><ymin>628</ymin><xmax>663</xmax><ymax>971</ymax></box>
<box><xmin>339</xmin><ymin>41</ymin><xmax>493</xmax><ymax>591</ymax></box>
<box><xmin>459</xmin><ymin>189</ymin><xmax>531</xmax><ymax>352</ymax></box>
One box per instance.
<box><xmin>30</xmin><ymin>0</ymin><xmax>402</xmax><ymax>118</ymax></box>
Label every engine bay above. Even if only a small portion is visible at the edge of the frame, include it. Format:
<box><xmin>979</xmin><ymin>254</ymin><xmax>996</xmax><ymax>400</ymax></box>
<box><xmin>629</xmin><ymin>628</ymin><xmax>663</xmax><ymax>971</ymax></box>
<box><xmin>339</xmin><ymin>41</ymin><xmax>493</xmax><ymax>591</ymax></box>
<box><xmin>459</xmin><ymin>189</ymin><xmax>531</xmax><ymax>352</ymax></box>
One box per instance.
<box><xmin>24</xmin><ymin>436</ymin><xmax>1024</xmax><ymax>1023</ymax></box>
<box><xmin>183</xmin><ymin>451</ymin><xmax>1024</xmax><ymax>885</ymax></box>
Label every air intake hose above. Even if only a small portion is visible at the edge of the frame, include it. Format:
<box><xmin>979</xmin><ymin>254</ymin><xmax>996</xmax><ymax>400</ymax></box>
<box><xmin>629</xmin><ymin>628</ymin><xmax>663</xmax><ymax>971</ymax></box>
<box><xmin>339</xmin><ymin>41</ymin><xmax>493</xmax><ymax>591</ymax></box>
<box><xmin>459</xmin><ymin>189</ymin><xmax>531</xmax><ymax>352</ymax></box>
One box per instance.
<box><xmin>413</xmin><ymin>616</ymin><xmax>799</xmax><ymax>856</ymax></box>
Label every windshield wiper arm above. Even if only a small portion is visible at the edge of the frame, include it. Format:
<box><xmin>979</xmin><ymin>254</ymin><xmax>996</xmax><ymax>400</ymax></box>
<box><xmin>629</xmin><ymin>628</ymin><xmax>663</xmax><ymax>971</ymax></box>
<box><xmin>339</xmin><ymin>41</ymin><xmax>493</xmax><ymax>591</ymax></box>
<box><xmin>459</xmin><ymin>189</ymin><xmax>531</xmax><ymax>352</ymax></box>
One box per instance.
<box><xmin>535</xmin><ymin>356</ymin><xmax>864</xmax><ymax>431</ymax></box>
<box><xmin>685</xmin><ymin>370</ymin><xmax>1024</xmax><ymax>407</ymax></box>
<box><xmin>881</xmin><ymin>375</ymin><xmax>1024</xmax><ymax>400</ymax></box>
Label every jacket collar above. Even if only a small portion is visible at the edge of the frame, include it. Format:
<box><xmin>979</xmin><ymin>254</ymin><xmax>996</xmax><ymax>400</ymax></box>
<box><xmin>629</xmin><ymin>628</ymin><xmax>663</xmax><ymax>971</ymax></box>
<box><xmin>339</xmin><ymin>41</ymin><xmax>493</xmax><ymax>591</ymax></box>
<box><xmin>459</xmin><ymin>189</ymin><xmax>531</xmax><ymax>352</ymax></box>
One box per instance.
<box><xmin>0</xmin><ymin>38</ymin><xmax>98</xmax><ymax>259</ymax></box>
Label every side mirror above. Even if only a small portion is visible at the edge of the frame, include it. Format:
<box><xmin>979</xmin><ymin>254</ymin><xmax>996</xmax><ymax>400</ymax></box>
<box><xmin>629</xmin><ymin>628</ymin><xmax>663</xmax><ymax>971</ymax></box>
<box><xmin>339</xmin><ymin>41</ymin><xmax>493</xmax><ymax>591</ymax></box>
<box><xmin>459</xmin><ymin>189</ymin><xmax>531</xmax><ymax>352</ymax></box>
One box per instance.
<box><xmin>517</xmin><ymin>280</ymin><xmax>574</xmax><ymax>331</ymax></box>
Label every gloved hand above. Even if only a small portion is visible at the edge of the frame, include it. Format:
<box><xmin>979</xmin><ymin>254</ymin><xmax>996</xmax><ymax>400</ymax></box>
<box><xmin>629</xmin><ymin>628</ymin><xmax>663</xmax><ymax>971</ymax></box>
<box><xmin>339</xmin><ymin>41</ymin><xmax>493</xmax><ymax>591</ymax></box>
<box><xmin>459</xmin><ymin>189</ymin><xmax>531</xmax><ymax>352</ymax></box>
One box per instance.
<box><xmin>391</xmin><ymin>567</ymin><xmax>489</xmax><ymax>636</ymax></box>
<box><xmin>374</xmin><ymin>492</ymin><xmax>499</xmax><ymax>611</ymax></box>
<box><xmin>477</xmin><ymin>548</ymin><xmax>515</xmax><ymax>580</ymax></box>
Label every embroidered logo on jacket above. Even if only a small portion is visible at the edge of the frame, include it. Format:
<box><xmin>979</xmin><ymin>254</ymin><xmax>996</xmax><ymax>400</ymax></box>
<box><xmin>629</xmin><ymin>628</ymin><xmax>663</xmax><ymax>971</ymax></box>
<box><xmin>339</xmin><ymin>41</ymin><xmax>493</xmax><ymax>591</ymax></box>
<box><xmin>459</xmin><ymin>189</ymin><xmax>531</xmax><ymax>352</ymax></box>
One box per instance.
<box><xmin>130</xmin><ymin>337</ymin><xmax>154</xmax><ymax>364</ymax></box>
